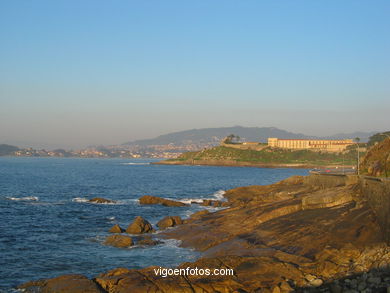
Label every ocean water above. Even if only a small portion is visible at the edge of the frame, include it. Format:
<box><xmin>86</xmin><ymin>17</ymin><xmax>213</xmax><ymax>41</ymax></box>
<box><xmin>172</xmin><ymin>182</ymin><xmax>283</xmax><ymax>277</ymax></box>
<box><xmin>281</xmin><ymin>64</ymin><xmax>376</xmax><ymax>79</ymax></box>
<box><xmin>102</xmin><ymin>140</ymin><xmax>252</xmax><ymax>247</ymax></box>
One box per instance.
<box><xmin>0</xmin><ymin>157</ymin><xmax>309</xmax><ymax>292</ymax></box>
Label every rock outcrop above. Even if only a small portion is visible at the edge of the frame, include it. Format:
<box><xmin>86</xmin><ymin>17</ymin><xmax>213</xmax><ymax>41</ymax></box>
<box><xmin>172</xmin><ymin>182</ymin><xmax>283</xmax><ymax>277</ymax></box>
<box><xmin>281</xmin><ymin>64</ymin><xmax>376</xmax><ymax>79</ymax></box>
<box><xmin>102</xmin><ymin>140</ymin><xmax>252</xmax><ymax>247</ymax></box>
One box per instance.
<box><xmin>157</xmin><ymin>216</ymin><xmax>183</xmax><ymax>229</ymax></box>
<box><xmin>19</xmin><ymin>174</ymin><xmax>390</xmax><ymax>292</ymax></box>
<box><xmin>360</xmin><ymin>138</ymin><xmax>390</xmax><ymax>176</ymax></box>
<box><xmin>89</xmin><ymin>197</ymin><xmax>116</xmax><ymax>204</ymax></box>
<box><xmin>104</xmin><ymin>235</ymin><xmax>133</xmax><ymax>248</ymax></box>
<box><xmin>108</xmin><ymin>224</ymin><xmax>124</xmax><ymax>233</ymax></box>
<box><xmin>200</xmin><ymin>199</ymin><xmax>225</xmax><ymax>207</ymax></box>
<box><xmin>136</xmin><ymin>236</ymin><xmax>162</xmax><ymax>246</ymax></box>
<box><xmin>139</xmin><ymin>195</ymin><xmax>188</xmax><ymax>207</ymax></box>
<box><xmin>125</xmin><ymin>216</ymin><xmax>154</xmax><ymax>234</ymax></box>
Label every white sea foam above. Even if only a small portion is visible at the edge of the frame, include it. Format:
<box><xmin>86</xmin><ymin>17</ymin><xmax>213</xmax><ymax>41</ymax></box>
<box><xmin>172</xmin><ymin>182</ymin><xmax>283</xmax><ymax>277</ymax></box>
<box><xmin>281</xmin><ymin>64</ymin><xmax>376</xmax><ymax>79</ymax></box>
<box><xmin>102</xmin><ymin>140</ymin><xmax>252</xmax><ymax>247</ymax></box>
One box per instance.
<box><xmin>177</xmin><ymin>190</ymin><xmax>226</xmax><ymax>204</ymax></box>
<box><xmin>72</xmin><ymin>197</ymin><xmax>89</xmax><ymax>203</ymax></box>
<box><xmin>72</xmin><ymin>197</ymin><xmax>128</xmax><ymax>205</ymax></box>
<box><xmin>211</xmin><ymin>190</ymin><xmax>226</xmax><ymax>200</ymax></box>
<box><xmin>161</xmin><ymin>238</ymin><xmax>182</xmax><ymax>248</ymax></box>
<box><xmin>6</xmin><ymin>196</ymin><xmax>39</xmax><ymax>201</ymax></box>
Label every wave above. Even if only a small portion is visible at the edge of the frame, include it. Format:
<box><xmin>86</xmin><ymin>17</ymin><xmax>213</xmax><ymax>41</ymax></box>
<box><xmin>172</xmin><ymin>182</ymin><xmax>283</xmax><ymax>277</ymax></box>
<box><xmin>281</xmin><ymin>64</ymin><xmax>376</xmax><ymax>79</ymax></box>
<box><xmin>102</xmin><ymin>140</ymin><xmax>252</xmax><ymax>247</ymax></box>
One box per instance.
<box><xmin>161</xmin><ymin>238</ymin><xmax>182</xmax><ymax>248</ymax></box>
<box><xmin>71</xmin><ymin>197</ymin><xmax>130</xmax><ymax>205</ymax></box>
<box><xmin>6</xmin><ymin>196</ymin><xmax>39</xmax><ymax>201</ymax></box>
<box><xmin>177</xmin><ymin>190</ymin><xmax>226</xmax><ymax>204</ymax></box>
<box><xmin>72</xmin><ymin>197</ymin><xmax>89</xmax><ymax>203</ymax></box>
<box><xmin>120</xmin><ymin>162</ymin><xmax>150</xmax><ymax>165</ymax></box>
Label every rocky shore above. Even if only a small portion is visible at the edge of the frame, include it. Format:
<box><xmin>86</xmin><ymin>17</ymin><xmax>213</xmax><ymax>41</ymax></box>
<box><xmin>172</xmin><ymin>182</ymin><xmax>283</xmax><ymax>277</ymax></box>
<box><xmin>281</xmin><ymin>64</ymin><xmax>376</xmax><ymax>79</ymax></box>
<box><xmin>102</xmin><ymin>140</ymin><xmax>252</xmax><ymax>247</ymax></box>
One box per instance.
<box><xmin>19</xmin><ymin>174</ymin><xmax>390</xmax><ymax>292</ymax></box>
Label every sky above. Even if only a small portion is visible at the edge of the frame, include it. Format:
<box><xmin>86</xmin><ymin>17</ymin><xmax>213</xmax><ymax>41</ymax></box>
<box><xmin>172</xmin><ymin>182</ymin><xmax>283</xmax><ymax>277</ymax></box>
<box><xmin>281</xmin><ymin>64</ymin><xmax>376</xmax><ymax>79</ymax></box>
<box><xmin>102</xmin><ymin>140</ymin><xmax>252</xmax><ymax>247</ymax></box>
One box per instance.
<box><xmin>0</xmin><ymin>0</ymin><xmax>389</xmax><ymax>149</ymax></box>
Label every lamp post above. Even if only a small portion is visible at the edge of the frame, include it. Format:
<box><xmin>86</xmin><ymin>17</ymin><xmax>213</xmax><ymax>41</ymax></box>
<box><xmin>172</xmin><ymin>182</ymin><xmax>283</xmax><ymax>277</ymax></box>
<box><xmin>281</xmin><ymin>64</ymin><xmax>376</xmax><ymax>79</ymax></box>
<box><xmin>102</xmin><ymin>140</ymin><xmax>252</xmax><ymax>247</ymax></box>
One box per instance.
<box><xmin>379</xmin><ymin>133</ymin><xmax>390</xmax><ymax>177</ymax></box>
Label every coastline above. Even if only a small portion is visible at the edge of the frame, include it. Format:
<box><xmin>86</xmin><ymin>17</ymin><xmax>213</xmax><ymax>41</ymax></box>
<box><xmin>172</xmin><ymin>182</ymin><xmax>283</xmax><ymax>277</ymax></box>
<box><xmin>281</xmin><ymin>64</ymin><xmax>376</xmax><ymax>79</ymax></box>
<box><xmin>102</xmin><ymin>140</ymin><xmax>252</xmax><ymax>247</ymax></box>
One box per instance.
<box><xmin>19</xmin><ymin>173</ymin><xmax>390</xmax><ymax>292</ymax></box>
<box><xmin>153</xmin><ymin>159</ymin><xmax>355</xmax><ymax>170</ymax></box>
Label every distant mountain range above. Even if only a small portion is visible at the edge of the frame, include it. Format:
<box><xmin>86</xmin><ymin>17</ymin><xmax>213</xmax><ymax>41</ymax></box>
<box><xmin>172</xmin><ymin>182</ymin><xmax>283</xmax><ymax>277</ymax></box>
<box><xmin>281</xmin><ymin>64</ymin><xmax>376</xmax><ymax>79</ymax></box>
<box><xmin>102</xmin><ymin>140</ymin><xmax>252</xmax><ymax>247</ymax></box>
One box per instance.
<box><xmin>123</xmin><ymin>126</ymin><xmax>377</xmax><ymax>146</ymax></box>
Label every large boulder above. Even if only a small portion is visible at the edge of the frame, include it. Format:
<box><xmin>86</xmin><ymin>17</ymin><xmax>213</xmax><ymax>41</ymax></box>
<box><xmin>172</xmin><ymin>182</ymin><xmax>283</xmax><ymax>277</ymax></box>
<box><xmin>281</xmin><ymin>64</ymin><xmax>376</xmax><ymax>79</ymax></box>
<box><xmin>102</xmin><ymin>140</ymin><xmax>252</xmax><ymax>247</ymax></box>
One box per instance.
<box><xmin>109</xmin><ymin>224</ymin><xmax>124</xmax><ymax>233</ymax></box>
<box><xmin>89</xmin><ymin>197</ymin><xmax>116</xmax><ymax>204</ymax></box>
<box><xmin>104</xmin><ymin>235</ymin><xmax>133</xmax><ymax>248</ymax></box>
<box><xmin>157</xmin><ymin>216</ymin><xmax>183</xmax><ymax>229</ymax></box>
<box><xmin>126</xmin><ymin>216</ymin><xmax>154</xmax><ymax>234</ymax></box>
<box><xmin>139</xmin><ymin>195</ymin><xmax>188</xmax><ymax>207</ymax></box>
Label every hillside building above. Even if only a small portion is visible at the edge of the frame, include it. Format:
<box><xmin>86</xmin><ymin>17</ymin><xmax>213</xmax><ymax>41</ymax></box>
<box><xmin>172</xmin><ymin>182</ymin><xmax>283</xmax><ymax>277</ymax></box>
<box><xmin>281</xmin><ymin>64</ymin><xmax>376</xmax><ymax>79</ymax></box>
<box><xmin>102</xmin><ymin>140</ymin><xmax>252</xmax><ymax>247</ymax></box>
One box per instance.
<box><xmin>267</xmin><ymin>138</ymin><xmax>354</xmax><ymax>152</ymax></box>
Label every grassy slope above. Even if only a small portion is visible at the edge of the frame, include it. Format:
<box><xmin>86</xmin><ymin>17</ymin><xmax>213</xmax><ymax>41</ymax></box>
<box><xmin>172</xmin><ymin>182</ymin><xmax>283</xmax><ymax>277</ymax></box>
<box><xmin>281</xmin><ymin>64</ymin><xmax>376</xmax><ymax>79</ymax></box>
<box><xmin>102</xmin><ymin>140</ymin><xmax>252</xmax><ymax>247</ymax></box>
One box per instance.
<box><xmin>167</xmin><ymin>146</ymin><xmax>359</xmax><ymax>166</ymax></box>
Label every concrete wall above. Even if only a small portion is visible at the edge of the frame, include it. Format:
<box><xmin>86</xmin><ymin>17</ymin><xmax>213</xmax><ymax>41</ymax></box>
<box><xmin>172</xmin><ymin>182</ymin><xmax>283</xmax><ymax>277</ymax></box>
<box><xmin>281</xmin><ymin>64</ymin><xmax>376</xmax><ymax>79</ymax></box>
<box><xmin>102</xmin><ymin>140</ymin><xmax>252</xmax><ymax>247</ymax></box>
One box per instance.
<box><xmin>305</xmin><ymin>173</ymin><xmax>390</xmax><ymax>243</ymax></box>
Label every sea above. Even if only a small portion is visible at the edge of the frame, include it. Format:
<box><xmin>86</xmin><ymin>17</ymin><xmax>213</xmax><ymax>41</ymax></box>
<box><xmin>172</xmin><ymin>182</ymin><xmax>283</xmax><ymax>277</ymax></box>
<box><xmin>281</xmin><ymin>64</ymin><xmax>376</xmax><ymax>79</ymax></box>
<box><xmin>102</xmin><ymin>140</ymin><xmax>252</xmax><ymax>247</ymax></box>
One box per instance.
<box><xmin>0</xmin><ymin>157</ymin><xmax>309</xmax><ymax>292</ymax></box>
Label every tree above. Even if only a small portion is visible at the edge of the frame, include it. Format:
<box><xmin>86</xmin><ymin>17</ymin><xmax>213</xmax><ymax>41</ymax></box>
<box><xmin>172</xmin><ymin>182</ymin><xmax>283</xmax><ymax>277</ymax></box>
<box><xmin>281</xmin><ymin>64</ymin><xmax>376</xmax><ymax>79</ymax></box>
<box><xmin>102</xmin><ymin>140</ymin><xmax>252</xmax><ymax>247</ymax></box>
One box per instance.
<box><xmin>223</xmin><ymin>134</ymin><xmax>240</xmax><ymax>144</ymax></box>
<box><xmin>367</xmin><ymin>131</ymin><xmax>390</xmax><ymax>147</ymax></box>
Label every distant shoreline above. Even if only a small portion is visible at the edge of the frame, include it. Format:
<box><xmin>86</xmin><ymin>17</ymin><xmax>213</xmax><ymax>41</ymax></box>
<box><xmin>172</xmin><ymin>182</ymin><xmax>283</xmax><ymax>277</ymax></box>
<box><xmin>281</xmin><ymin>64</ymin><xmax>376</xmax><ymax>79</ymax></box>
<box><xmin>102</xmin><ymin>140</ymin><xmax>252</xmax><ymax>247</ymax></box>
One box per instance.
<box><xmin>153</xmin><ymin>159</ymin><xmax>355</xmax><ymax>170</ymax></box>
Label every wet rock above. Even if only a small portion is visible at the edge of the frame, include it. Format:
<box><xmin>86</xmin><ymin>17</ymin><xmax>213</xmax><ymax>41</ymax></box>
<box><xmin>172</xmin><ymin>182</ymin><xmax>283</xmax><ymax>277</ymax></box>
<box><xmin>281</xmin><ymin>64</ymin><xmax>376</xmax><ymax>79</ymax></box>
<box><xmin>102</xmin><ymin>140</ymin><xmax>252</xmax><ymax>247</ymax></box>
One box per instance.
<box><xmin>109</xmin><ymin>224</ymin><xmax>124</xmax><ymax>233</ymax></box>
<box><xmin>139</xmin><ymin>195</ymin><xmax>188</xmax><ymax>207</ymax></box>
<box><xmin>200</xmin><ymin>199</ymin><xmax>223</xmax><ymax>207</ymax></box>
<box><xmin>126</xmin><ymin>216</ymin><xmax>154</xmax><ymax>234</ymax></box>
<box><xmin>89</xmin><ymin>197</ymin><xmax>116</xmax><ymax>204</ymax></box>
<box><xmin>19</xmin><ymin>274</ymin><xmax>103</xmax><ymax>293</ymax></box>
<box><xmin>157</xmin><ymin>216</ymin><xmax>183</xmax><ymax>229</ymax></box>
<box><xmin>104</xmin><ymin>235</ymin><xmax>133</xmax><ymax>248</ymax></box>
<box><xmin>137</xmin><ymin>236</ymin><xmax>162</xmax><ymax>246</ymax></box>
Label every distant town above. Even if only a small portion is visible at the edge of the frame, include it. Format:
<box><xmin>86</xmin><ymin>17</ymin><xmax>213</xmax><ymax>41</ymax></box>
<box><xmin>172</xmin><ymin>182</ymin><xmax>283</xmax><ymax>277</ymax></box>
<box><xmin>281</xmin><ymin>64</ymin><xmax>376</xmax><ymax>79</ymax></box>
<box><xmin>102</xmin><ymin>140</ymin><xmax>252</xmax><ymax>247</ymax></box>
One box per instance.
<box><xmin>0</xmin><ymin>143</ymin><xmax>216</xmax><ymax>159</ymax></box>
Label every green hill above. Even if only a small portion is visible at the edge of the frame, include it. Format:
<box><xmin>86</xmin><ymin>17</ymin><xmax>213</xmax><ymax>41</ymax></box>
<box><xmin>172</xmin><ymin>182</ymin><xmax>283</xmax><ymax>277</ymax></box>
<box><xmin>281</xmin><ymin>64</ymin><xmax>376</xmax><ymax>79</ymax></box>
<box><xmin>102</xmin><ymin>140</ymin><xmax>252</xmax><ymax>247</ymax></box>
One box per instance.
<box><xmin>160</xmin><ymin>145</ymin><xmax>360</xmax><ymax>168</ymax></box>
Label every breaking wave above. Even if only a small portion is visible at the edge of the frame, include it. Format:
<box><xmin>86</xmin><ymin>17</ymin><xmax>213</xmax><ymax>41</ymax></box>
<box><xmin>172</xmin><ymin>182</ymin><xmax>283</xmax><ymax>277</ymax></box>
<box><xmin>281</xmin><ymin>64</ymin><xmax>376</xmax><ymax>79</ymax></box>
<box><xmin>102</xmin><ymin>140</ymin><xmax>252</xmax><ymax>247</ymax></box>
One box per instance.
<box><xmin>177</xmin><ymin>190</ymin><xmax>226</xmax><ymax>204</ymax></box>
<box><xmin>6</xmin><ymin>196</ymin><xmax>39</xmax><ymax>201</ymax></box>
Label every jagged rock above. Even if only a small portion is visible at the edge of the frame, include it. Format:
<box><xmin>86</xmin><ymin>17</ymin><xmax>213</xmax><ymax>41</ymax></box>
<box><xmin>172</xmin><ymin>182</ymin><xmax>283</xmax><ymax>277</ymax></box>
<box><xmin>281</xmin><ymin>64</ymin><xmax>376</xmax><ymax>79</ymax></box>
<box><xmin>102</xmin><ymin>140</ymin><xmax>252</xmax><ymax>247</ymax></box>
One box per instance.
<box><xmin>157</xmin><ymin>216</ymin><xmax>183</xmax><ymax>229</ymax></box>
<box><xmin>126</xmin><ymin>216</ymin><xmax>154</xmax><ymax>234</ymax></box>
<box><xmin>109</xmin><ymin>224</ymin><xmax>124</xmax><ymax>233</ymax></box>
<box><xmin>137</xmin><ymin>236</ymin><xmax>162</xmax><ymax>246</ymax></box>
<box><xmin>104</xmin><ymin>235</ymin><xmax>133</xmax><ymax>248</ymax></box>
<box><xmin>89</xmin><ymin>197</ymin><xmax>116</xmax><ymax>204</ymax></box>
<box><xmin>139</xmin><ymin>195</ymin><xmax>188</xmax><ymax>207</ymax></box>
<box><xmin>18</xmin><ymin>274</ymin><xmax>103</xmax><ymax>293</ymax></box>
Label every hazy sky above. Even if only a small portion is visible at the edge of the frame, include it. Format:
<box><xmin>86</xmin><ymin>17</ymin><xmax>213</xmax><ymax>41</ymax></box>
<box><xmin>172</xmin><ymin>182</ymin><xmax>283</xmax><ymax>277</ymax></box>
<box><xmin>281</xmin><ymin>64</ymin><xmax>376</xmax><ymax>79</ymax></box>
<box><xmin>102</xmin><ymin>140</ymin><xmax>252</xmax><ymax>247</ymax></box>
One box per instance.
<box><xmin>1</xmin><ymin>1</ymin><xmax>389</xmax><ymax>149</ymax></box>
